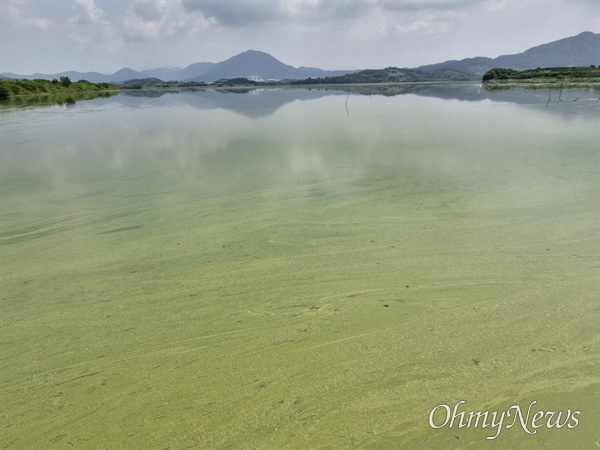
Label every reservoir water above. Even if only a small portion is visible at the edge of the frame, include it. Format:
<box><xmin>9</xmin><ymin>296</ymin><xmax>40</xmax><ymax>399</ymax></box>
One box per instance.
<box><xmin>1</xmin><ymin>85</ymin><xmax>598</xmax><ymax>449</ymax></box>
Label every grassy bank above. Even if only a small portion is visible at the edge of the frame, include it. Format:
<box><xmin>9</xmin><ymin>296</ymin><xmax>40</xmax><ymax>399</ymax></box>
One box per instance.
<box><xmin>0</xmin><ymin>79</ymin><xmax>118</xmax><ymax>103</ymax></box>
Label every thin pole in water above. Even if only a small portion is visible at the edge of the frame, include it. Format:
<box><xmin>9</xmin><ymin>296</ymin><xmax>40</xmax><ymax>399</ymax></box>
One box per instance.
<box><xmin>345</xmin><ymin>92</ymin><xmax>350</xmax><ymax>117</ymax></box>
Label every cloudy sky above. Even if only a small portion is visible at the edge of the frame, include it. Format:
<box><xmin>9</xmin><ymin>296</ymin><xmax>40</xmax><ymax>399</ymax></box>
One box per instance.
<box><xmin>1</xmin><ymin>0</ymin><xmax>598</xmax><ymax>74</ymax></box>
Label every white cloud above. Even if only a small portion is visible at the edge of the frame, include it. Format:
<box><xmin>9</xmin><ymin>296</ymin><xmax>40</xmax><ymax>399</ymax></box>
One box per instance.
<box><xmin>180</xmin><ymin>0</ymin><xmax>375</xmax><ymax>27</ymax></box>
<box><xmin>67</xmin><ymin>0</ymin><xmax>123</xmax><ymax>52</ymax></box>
<box><xmin>180</xmin><ymin>0</ymin><xmax>477</xmax><ymax>28</ymax></box>
<box><xmin>22</xmin><ymin>16</ymin><xmax>52</xmax><ymax>31</ymax></box>
<box><xmin>340</xmin><ymin>3</ymin><xmax>466</xmax><ymax>46</ymax></box>
<box><xmin>1</xmin><ymin>0</ymin><xmax>53</xmax><ymax>31</ymax></box>
<box><xmin>132</xmin><ymin>0</ymin><xmax>167</xmax><ymax>21</ymax></box>
<box><xmin>181</xmin><ymin>0</ymin><xmax>284</xmax><ymax>27</ymax></box>
<box><xmin>118</xmin><ymin>0</ymin><xmax>223</xmax><ymax>43</ymax></box>
<box><xmin>72</xmin><ymin>0</ymin><xmax>104</xmax><ymax>25</ymax></box>
<box><xmin>378</xmin><ymin>0</ymin><xmax>476</xmax><ymax>12</ymax></box>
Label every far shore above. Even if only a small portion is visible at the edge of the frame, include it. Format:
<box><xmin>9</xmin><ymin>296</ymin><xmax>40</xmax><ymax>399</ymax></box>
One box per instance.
<box><xmin>1</xmin><ymin>78</ymin><xmax>598</xmax><ymax>107</ymax></box>
<box><xmin>482</xmin><ymin>79</ymin><xmax>600</xmax><ymax>89</ymax></box>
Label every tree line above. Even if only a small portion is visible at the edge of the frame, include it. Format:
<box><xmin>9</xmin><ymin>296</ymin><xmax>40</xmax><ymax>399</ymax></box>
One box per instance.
<box><xmin>0</xmin><ymin>78</ymin><xmax>117</xmax><ymax>100</ymax></box>
<box><xmin>482</xmin><ymin>66</ymin><xmax>599</xmax><ymax>81</ymax></box>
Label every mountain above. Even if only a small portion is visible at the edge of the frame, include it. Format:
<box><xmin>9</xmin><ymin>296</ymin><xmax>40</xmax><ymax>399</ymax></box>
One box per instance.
<box><xmin>188</xmin><ymin>50</ymin><xmax>297</xmax><ymax>82</ymax></box>
<box><xmin>0</xmin><ymin>70</ymin><xmax>113</xmax><ymax>83</ymax></box>
<box><xmin>3</xmin><ymin>32</ymin><xmax>597</xmax><ymax>83</ymax></box>
<box><xmin>418</xmin><ymin>31</ymin><xmax>600</xmax><ymax>76</ymax></box>
<box><xmin>184</xmin><ymin>50</ymin><xmax>352</xmax><ymax>82</ymax></box>
<box><xmin>110</xmin><ymin>68</ymin><xmax>142</xmax><ymax>82</ymax></box>
<box><xmin>170</xmin><ymin>62</ymin><xmax>216</xmax><ymax>81</ymax></box>
<box><xmin>138</xmin><ymin>67</ymin><xmax>183</xmax><ymax>80</ymax></box>
<box><xmin>494</xmin><ymin>31</ymin><xmax>599</xmax><ymax>68</ymax></box>
<box><xmin>0</xmin><ymin>50</ymin><xmax>351</xmax><ymax>83</ymax></box>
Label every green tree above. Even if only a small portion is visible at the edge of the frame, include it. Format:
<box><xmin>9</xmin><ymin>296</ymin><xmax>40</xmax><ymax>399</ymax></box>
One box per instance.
<box><xmin>482</xmin><ymin>68</ymin><xmax>517</xmax><ymax>81</ymax></box>
<box><xmin>0</xmin><ymin>83</ymin><xmax>9</xmax><ymax>100</ymax></box>
<box><xmin>59</xmin><ymin>76</ymin><xmax>71</xmax><ymax>87</ymax></box>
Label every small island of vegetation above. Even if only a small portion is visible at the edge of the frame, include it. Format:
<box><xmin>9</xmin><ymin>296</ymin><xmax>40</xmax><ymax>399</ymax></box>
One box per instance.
<box><xmin>0</xmin><ymin>77</ymin><xmax>118</xmax><ymax>105</ymax></box>
<box><xmin>482</xmin><ymin>66</ymin><xmax>600</xmax><ymax>85</ymax></box>
<box><xmin>291</xmin><ymin>67</ymin><xmax>475</xmax><ymax>85</ymax></box>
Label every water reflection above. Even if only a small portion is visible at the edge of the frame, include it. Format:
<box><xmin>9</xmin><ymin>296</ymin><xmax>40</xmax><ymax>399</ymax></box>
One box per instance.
<box><xmin>0</xmin><ymin>90</ymin><xmax>117</xmax><ymax>110</ymax></box>
<box><xmin>1</xmin><ymin>85</ymin><xmax>596</xmax><ymax>193</ymax></box>
<box><xmin>118</xmin><ymin>84</ymin><xmax>599</xmax><ymax>119</ymax></box>
<box><xmin>118</xmin><ymin>88</ymin><xmax>346</xmax><ymax>117</ymax></box>
<box><xmin>2</xmin><ymin>84</ymin><xmax>597</xmax><ymax>120</ymax></box>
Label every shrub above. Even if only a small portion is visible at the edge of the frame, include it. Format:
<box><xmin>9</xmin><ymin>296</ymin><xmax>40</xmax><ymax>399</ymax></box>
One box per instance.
<box><xmin>0</xmin><ymin>84</ymin><xmax>9</xmax><ymax>100</ymax></box>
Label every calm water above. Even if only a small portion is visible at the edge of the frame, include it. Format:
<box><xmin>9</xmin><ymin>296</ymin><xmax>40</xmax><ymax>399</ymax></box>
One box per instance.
<box><xmin>1</xmin><ymin>85</ymin><xmax>598</xmax><ymax>449</ymax></box>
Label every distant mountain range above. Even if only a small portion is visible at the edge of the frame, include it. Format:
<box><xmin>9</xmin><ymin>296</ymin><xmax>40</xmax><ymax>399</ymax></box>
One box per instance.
<box><xmin>417</xmin><ymin>31</ymin><xmax>599</xmax><ymax>75</ymax></box>
<box><xmin>1</xmin><ymin>50</ymin><xmax>353</xmax><ymax>83</ymax></box>
<box><xmin>2</xmin><ymin>32</ymin><xmax>598</xmax><ymax>83</ymax></box>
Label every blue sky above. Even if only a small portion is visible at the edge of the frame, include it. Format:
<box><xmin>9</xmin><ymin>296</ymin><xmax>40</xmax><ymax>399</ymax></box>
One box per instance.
<box><xmin>1</xmin><ymin>0</ymin><xmax>598</xmax><ymax>74</ymax></box>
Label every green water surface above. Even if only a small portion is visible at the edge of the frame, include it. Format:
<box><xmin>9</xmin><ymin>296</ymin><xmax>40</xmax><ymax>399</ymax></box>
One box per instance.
<box><xmin>1</xmin><ymin>87</ymin><xmax>598</xmax><ymax>449</ymax></box>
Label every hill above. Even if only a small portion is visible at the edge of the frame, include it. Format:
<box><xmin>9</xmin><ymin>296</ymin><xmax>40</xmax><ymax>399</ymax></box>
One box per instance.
<box><xmin>173</xmin><ymin>62</ymin><xmax>216</xmax><ymax>81</ymax></box>
<box><xmin>291</xmin><ymin>67</ymin><xmax>474</xmax><ymax>85</ymax></box>
<box><xmin>188</xmin><ymin>50</ymin><xmax>297</xmax><ymax>82</ymax></box>
<box><xmin>184</xmin><ymin>50</ymin><xmax>352</xmax><ymax>82</ymax></box>
<box><xmin>482</xmin><ymin>66</ymin><xmax>600</xmax><ymax>82</ymax></box>
<box><xmin>3</xmin><ymin>32</ymin><xmax>597</xmax><ymax>83</ymax></box>
<box><xmin>0</xmin><ymin>51</ymin><xmax>352</xmax><ymax>84</ymax></box>
<box><xmin>418</xmin><ymin>32</ymin><xmax>600</xmax><ymax>76</ymax></box>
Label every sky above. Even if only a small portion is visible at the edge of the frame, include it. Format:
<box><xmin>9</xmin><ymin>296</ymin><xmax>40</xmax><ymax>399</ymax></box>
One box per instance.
<box><xmin>1</xmin><ymin>0</ymin><xmax>599</xmax><ymax>75</ymax></box>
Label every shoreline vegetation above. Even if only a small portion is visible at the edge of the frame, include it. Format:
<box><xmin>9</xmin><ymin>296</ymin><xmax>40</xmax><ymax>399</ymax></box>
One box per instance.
<box><xmin>482</xmin><ymin>66</ymin><xmax>600</xmax><ymax>87</ymax></box>
<box><xmin>0</xmin><ymin>78</ymin><xmax>118</xmax><ymax>105</ymax></box>
<box><xmin>1</xmin><ymin>66</ymin><xmax>599</xmax><ymax>105</ymax></box>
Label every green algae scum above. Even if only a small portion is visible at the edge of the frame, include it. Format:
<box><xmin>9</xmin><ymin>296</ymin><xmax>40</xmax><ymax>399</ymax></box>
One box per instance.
<box><xmin>0</xmin><ymin>86</ymin><xmax>598</xmax><ymax>449</ymax></box>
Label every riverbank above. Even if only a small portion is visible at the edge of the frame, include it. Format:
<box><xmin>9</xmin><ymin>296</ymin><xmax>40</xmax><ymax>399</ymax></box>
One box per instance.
<box><xmin>0</xmin><ymin>79</ymin><xmax>118</xmax><ymax>104</ymax></box>
<box><xmin>483</xmin><ymin>79</ymin><xmax>600</xmax><ymax>90</ymax></box>
<box><xmin>482</xmin><ymin>66</ymin><xmax>600</xmax><ymax>88</ymax></box>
